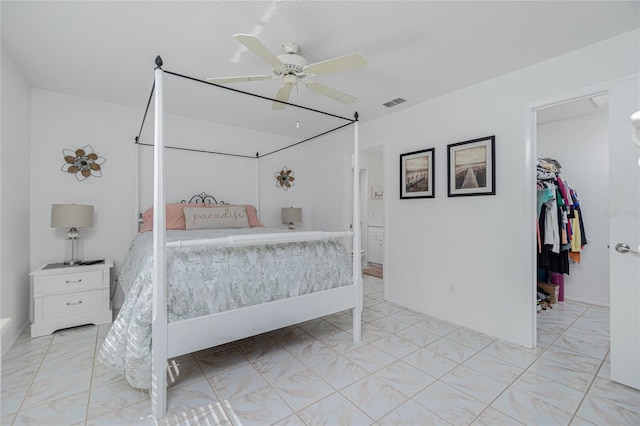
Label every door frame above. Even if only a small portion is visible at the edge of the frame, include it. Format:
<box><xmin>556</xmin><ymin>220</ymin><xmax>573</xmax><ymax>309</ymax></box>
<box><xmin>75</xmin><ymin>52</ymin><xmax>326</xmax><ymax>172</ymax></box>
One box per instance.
<box><xmin>523</xmin><ymin>80</ymin><xmax>614</xmax><ymax>349</ymax></box>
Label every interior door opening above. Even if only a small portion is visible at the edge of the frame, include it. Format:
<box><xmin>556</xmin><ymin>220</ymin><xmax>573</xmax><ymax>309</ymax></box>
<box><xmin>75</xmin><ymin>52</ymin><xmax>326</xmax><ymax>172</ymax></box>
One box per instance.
<box><xmin>533</xmin><ymin>93</ymin><xmax>610</xmax><ymax>345</ymax></box>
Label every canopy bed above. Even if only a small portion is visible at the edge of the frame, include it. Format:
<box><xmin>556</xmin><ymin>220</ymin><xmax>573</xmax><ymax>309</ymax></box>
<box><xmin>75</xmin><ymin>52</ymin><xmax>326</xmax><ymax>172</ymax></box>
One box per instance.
<box><xmin>98</xmin><ymin>56</ymin><xmax>363</xmax><ymax>419</ymax></box>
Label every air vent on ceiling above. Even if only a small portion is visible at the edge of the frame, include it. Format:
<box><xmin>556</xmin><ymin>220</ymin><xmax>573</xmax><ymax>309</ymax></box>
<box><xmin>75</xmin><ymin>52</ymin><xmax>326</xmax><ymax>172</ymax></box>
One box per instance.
<box><xmin>383</xmin><ymin>97</ymin><xmax>406</xmax><ymax>108</ymax></box>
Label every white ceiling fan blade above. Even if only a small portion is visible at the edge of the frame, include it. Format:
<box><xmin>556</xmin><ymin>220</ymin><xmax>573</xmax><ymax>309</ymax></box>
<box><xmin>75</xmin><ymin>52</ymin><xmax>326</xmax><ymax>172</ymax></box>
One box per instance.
<box><xmin>206</xmin><ymin>75</ymin><xmax>272</xmax><ymax>84</ymax></box>
<box><xmin>233</xmin><ymin>33</ymin><xmax>284</xmax><ymax>68</ymax></box>
<box><xmin>272</xmin><ymin>84</ymin><xmax>294</xmax><ymax>110</ymax></box>
<box><xmin>305</xmin><ymin>81</ymin><xmax>356</xmax><ymax>104</ymax></box>
<box><xmin>304</xmin><ymin>53</ymin><xmax>367</xmax><ymax>76</ymax></box>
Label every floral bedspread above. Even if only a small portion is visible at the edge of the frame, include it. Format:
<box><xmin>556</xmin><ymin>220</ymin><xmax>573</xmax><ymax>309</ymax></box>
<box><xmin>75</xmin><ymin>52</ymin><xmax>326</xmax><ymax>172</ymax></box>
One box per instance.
<box><xmin>97</xmin><ymin>227</ymin><xmax>352</xmax><ymax>389</ymax></box>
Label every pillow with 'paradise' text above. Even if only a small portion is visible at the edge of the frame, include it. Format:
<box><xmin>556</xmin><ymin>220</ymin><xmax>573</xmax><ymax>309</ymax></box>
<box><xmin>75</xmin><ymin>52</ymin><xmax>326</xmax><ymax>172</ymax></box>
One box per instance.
<box><xmin>183</xmin><ymin>206</ymin><xmax>250</xmax><ymax>230</ymax></box>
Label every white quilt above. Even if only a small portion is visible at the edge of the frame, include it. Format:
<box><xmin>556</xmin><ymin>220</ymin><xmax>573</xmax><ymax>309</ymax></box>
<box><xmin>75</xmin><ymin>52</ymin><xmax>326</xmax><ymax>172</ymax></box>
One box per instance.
<box><xmin>97</xmin><ymin>227</ymin><xmax>352</xmax><ymax>389</ymax></box>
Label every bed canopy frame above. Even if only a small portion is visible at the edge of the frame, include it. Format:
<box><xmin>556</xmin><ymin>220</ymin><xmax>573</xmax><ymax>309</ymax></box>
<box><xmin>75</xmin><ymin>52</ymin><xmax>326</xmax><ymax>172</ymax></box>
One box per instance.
<box><xmin>138</xmin><ymin>56</ymin><xmax>363</xmax><ymax>419</ymax></box>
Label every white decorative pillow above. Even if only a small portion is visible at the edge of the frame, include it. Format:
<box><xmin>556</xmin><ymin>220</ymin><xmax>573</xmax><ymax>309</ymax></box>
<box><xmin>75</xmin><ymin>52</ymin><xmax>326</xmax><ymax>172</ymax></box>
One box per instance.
<box><xmin>183</xmin><ymin>206</ymin><xmax>250</xmax><ymax>230</ymax></box>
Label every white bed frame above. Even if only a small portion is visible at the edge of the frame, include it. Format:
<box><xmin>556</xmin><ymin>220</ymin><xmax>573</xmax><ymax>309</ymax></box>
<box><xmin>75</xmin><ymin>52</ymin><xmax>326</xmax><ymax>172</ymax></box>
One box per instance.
<box><xmin>149</xmin><ymin>65</ymin><xmax>362</xmax><ymax>418</ymax></box>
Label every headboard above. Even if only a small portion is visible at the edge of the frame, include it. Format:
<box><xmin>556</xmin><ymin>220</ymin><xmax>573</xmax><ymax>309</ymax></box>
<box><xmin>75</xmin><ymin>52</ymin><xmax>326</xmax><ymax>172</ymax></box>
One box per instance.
<box><xmin>180</xmin><ymin>192</ymin><xmax>226</xmax><ymax>205</ymax></box>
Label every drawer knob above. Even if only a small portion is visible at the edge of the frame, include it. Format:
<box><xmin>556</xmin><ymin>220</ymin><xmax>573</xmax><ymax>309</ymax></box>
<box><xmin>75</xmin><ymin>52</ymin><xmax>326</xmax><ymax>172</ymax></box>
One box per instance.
<box><xmin>66</xmin><ymin>300</ymin><xmax>83</xmax><ymax>306</ymax></box>
<box><xmin>66</xmin><ymin>279</ymin><xmax>82</xmax><ymax>283</ymax></box>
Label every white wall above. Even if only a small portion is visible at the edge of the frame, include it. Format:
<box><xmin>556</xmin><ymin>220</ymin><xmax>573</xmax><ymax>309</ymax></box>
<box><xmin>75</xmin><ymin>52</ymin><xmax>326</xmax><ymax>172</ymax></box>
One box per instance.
<box><xmin>30</xmin><ymin>89</ymin><xmax>290</xmax><ymax>308</ymax></box>
<box><xmin>537</xmin><ymin>111</ymin><xmax>609</xmax><ymax>305</ymax></box>
<box><xmin>1</xmin><ymin>50</ymin><xmax>32</xmax><ymax>353</ymax></box>
<box><xmin>360</xmin><ymin>30</ymin><xmax>638</xmax><ymax>346</ymax></box>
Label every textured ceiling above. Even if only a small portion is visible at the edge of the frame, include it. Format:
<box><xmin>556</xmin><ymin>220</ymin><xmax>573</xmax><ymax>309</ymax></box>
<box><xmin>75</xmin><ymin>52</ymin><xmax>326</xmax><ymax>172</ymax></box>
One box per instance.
<box><xmin>2</xmin><ymin>1</ymin><xmax>639</xmax><ymax>139</ymax></box>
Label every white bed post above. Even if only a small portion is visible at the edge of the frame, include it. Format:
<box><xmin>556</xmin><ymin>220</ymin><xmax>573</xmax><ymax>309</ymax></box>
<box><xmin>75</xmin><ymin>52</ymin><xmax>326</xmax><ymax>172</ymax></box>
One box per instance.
<box><xmin>151</xmin><ymin>56</ymin><xmax>168</xmax><ymax>419</ymax></box>
<box><xmin>352</xmin><ymin>113</ymin><xmax>363</xmax><ymax>342</ymax></box>
<box><xmin>255</xmin><ymin>152</ymin><xmax>261</xmax><ymax>220</ymax></box>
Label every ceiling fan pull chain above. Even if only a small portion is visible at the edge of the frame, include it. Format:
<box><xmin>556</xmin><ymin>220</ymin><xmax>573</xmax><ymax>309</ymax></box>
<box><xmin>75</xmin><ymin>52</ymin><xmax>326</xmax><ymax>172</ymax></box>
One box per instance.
<box><xmin>296</xmin><ymin>83</ymin><xmax>300</xmax><ymax>128</ymax></box>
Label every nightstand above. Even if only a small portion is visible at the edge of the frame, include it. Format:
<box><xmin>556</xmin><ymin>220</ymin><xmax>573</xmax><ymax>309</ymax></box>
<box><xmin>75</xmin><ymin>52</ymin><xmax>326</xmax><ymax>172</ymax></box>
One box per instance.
<box><xmin>29</xmin><ymin>259</ymin><xmax>113</xmax><ymax>338</ymax></box>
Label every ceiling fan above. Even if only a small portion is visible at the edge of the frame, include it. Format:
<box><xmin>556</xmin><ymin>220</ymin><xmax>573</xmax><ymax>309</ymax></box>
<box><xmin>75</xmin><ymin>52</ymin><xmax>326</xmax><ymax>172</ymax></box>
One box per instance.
<box><xmin>207</xmin><ymin>34</ymin><xmax>368</xmax><ymax>110</ymax></box>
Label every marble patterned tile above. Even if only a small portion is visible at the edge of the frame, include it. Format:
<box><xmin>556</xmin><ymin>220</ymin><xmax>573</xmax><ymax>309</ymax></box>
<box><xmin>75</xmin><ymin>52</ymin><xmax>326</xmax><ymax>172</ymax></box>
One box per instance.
<box><xmin>553</xmin><ymin>328</ymin><xmax>609</xmax><ymax>360</ymax></box>
<box><xmin>360</xmin><ymin>323</ymin><xmax>390</xmax><ymax>343</ymax></box>
<box><xmin>1</xmin><ymin>386</ymin><xmax>30</xmax><ymax>418</ymax></box>
<box><xmin>491</xmin><ymin>387</ymin><xmax>573</xmax><ymax>425</ymax></box>
<box><xmin>23</xmin><ymin>367</ymin><xmax>92</xmax><ymax>409</ymax></box>
<box><xmin>540</xmin><ymin>344</ymin><xmax>602</xmax><ymax>374</ymax></box>
<box><xmin>569</xmin><ymin>416</ymin><xmax>598</xmax><ymax>426</ymax></box>
<box><xmin>324</xmin><ymin>312</ymin><xmax>354</xmax><ymax>331</ymax></box>
<box><xmin>415</xmin><ymin>316</ymin><xmax>459</xmax><ymax>336</ymax></box>
<box><xmin>427</xmin><ymin>338</ymin><xmax>479</xmax><ymax>363</ymax></box>
<box><xmin>362</xmin><ymin>307</ymin><xmax>386</xmax><ymax>322</ymax></box>
<box><xmin>167</xmin><ymin>358</ymin><xmax>206</xmax><ymax>390</ymax></box>
<box><xmin>344</xmin><ymin>343</ymin><xmax>396</xmax><ymax>373</ymax></box>
<box><xmin>378</xmin><ymin>399</ymin><xmax>452</xmax><ymax>426</ymax></box>
<box><xmin>300</xmin><ymin>319</ymin><xmax>344</xmax><ymax>339</ymax></box>
<box><xmin>45</xmin><ymin>335</ymin><xmax>97</xmax><ymax>360</ymax></box>
<box><xmin>86</xmin><ymin>398</ymin><xmax>157</xmax><ymax>425</ymax></box>
<box><xmin>441</xmin><ymin>364</ymin><xmax>510</xmax><ymax>404</ymax></box>
<box><xmin>312</xmin><ymin>355</ymin><xmax>370</xmax><ymax>390</ymax></box>
<box><xmin>471</xmin><ymin>407</ymin><xmax>524</xmax><ymax>425</ymax></box>
<box><xmin>402</xmin><ymin>347</ymin><xmax>459</xmax><ymax>379</ymax></box>
<box><xmin>224</xmin><ymin>385</ymin><xmax>293</xmax><ymax>426</ymax></box>
<box><xmin>163</xmin><ymin>400</ymin><xmax>232</xmax><ymax>426</ymax></box>
<box><xmin>12</xmin><ymin>390</ymin><xmax>89</xmax><ymax>426</ymax></box>
<box><xmin>1</xmin><ymin>363</ymin><xmax>38</xmax><ymax>393</ymax></box>
<box><xmin>463</xmin><ymin>352</ymin><xmax>524</xmax><ymax>385</ymax></box>
<box><xmin>283</xmin><ymin>338</ymin><xmax>339</xmax><ymax>368</ymax></box>
<box><xmin>481</xmin><ymin>340</ymin><xmax>541</xmax><ymax>369</ymax></box>
<box><xmin>446</xmin><ymin>328</ymin><xmax>497</xmax><ymax>351</ymax></box>
<box><xmin>368</xmin><ymin>301</ymin><xmax>404</xmax><ymax>316</ymax></box>
<box><xmin>1</xmin><ymin>347</ymin><xmax>47</xmax><ymax>375</ymax></box>
<box><xmin>509</xmin><ymin>371</ymin><xmax>585</xmax><ymax>415</ymax></box>
<box><xmin>236</xmin><ymin>335</ymin><xmax>281</xmax><ymax>362</ymax></box>
<box><xmin>86</xmin><ymin>375</ymin><xmax>149</xmax><ymax>419</ymax></box>
<box><xmin>341</xmin><ymin>375</ymin><xmax>408</xmax><ymax>420</ymax></box>
<box><xmin>528</xmin><ymin>356</ymin><xmax>595</xmax><ymax>393</ymax></box>
<box><xmin>272</xmin><ymin>414</ymin><xmax>306</xmax><ymax>426</ymax></box>
<box><xmin>576</xmin><ymin>376</ymin><xmax>640</xmax><ymax>425</ymax></box>
<box><xmin>396</xmin><ymin>325</ymin><xmax>442</xmax><ymax>347</ymax></box>
<box><xmin>597</xmin><ymin>358</ymin><xmax>611</xmax><ymax>380</ymax></box>
<box><xmin>207</xmin><ymin>362</ymin><xmax>268</xmax><ymax>402</ymax></box>
<box><xmin>413</xmin><ymin>381</ymin><xmax>487</xmax><ymax>425</ymax></box>
<box><xmin>368</xmin><ymin>316</ymin><xmax>411</xmax><ymax>334</ymax></box>
<box><xmin>318</xmin><ymin>329</ymin><xmax>365</xmax><ymax>354</ymax></box>
<box><xmin>373</xmin><ymin>360</ymin><xmax>436</xmax><ymax>397</ymax></box>
<box><xmin>389</xmin><ymin>310</ymin><xmax>429</xmax><ymax>326</ymax></box>
<box><xmin>251</xmin><ymin>348</ymin><xmax>306</xmax><ymax>383</ymax></box>
<box><xmin>272</xmin><ymin>369</ymin><xmax>334</xmax><ymax>411</ymax></box>
<box><xmin>196</xmin><ymin>347</ymin><xmax>249</xmax><ymax>376</ymax></box>
<box><xmin>165</xmin><ymin>379</ymin><xmax>220</xmax><ymax>418</ymax></box>
<box><xmin>34</xmin><ymin>349</ymin><xmax>95</xmax><ymax>382</ymax></box>
<box><xmin>51</xmin><ymin>324</ymin><xmax>98</xmax><ymax>345</ymax></box>
<box><xmin>91</xmin><ymin>360</ymin><xmax>126</xmax><ymax>389</ymax></box>
<box><xmin>297</xmin><ymin>392</ymin><xmax>373</xmax><ymax>426</ymax></box>
<box><xmin>371</xmin><ymin>334</ymin><xmax>420</xmax><ymax>359</ymax></box>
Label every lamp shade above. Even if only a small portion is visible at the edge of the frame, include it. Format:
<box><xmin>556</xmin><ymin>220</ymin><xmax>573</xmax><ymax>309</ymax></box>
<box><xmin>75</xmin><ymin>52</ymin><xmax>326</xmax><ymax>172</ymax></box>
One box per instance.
<box><xmin>281</xmin><ymin>207</ymin><xmax>302</xmax><ymax>224</ymax></box>
<box><xmin>51</xmin><ymin>204</ymin><xmax>94</xmax><ymax>228</ymax></box>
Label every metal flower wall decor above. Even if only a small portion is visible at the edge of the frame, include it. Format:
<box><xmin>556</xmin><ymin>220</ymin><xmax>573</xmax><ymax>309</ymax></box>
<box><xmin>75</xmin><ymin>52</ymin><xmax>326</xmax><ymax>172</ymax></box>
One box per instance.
<box><xmin>61</xmin><ymin>145</ymin><xmax>106</xmax><ymax>181</ymax></box>
<box><xmin>275</xmin><ymin>166</ymin><xmax>295</xmax><ymax>191</ymax></box>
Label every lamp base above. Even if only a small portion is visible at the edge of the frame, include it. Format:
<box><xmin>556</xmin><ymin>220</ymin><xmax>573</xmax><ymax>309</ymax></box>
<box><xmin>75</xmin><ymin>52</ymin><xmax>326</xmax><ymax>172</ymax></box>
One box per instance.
<box><xmin>288</xmin><ymin>222</ymin><xmax>295</xmax><ymax>230</ymax></box>
<box><xmin>64</xmin><ymin>235</ymin><xmax>81</xmax><ymax>266</ymax></box>
<box><xmin>63</xmin><ymin>259</ymin><xmax>82</xmax><ymax>266</ymax></box>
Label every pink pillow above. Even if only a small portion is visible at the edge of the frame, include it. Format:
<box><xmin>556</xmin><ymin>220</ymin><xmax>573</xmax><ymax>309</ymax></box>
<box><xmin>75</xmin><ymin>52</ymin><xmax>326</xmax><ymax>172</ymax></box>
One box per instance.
<box><xmin>139</xmin><ymin>203</ymin><xmax>264</xmax><ymax>232</ymax></box>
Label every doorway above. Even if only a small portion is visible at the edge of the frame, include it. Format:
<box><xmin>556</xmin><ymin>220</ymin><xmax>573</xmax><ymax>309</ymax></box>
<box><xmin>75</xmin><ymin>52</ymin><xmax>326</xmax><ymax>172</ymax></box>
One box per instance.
<box><xmin>528</xmin><ymin>75</ymin><xmax>640</xmax><ymax>390</ymax></box>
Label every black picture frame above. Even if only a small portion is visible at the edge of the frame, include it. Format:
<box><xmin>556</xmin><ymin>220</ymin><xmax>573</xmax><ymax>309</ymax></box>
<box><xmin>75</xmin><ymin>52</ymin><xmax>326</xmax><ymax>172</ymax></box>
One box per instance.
<box><xmin>400</xmin><ymin>148</ymin><xmax>435</xmax><ymax>199</ymax></box>
<box><xmin>447</xmin><ymin>136</ymin><xmax>495</xmax><ymax>197</ymax></box>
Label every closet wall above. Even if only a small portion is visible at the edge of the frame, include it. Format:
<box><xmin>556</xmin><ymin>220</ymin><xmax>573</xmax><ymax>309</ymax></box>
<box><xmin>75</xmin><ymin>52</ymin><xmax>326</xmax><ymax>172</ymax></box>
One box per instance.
<box><xmin>537</xmin><ymin>109</ymin><xmax>609</xmax><ymax>305</ymax></box>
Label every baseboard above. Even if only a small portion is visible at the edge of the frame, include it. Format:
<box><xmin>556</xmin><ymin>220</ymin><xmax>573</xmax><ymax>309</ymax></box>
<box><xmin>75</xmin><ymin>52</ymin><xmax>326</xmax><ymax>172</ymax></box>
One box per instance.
<box><xmin>563</xmin><ymin>296</ymin><xmax>610</xmax><ymax>309</ymax></box>
<box><xmin>1</xmin><ymin>321</ymin><xmax>29</xmax><ymax>357</ymax></box>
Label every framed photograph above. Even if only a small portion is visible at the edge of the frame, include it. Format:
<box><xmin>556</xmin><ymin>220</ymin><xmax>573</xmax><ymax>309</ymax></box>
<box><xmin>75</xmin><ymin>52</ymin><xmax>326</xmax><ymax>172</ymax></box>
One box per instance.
<box><xmin>400</xmin><ymin>148</ymin><xmax>434</xmax><ymax>199</ymax></box>
<box><xmin>447</xmin><ymin>135</ymin><xmax>495</xmax><ymax>197</ymax></box>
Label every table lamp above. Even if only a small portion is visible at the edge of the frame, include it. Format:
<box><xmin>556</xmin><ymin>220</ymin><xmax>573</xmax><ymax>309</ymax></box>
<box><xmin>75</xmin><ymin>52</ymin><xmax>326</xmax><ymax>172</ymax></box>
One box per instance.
<box><xmin>281</xmin><ymin>207</ymin><xmax>302</xmax><ymax>230</ymax></box>
<box><xmin>51</xmin><ymin>204</ymin><xmax>94</xmax><ymax>265</ymax></box>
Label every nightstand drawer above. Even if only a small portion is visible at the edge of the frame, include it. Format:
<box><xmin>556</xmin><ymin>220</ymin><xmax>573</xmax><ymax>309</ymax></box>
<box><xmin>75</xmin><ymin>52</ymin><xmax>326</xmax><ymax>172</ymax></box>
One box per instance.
<box><xmin>34</xmin><ymin>270</ymin><xmax>103</xmax><ymax>294</ymax></box>
<box><xmin>368</xmin><ymin>228</ymin><xmax>383</xmax><ymax>241</ymax></box>
<box><xmin>42</xmin><ymin>289</ymin><xmax>103</xmax><ymax>320</ymax></box>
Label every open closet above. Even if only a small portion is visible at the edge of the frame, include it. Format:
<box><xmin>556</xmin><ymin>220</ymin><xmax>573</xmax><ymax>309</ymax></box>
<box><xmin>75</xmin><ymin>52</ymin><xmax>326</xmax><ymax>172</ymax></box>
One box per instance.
<box><xmin>535</xmin><ymin>95</ymin><xmax>610</xmax><ymax>313</ymax></box>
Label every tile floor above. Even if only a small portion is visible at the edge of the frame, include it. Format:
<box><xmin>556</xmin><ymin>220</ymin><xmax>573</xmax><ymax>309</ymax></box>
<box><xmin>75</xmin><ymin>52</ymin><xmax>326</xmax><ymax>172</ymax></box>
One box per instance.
<box><xmin>2</xmin><ymin>275</ymin><xmax>639</xmax><ymax>425</ymax></box>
